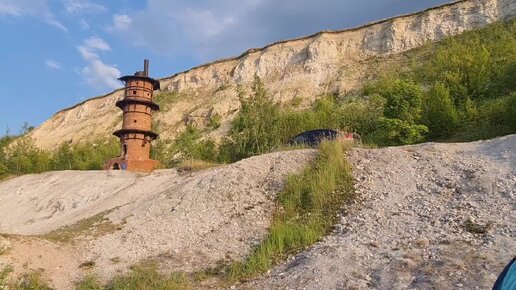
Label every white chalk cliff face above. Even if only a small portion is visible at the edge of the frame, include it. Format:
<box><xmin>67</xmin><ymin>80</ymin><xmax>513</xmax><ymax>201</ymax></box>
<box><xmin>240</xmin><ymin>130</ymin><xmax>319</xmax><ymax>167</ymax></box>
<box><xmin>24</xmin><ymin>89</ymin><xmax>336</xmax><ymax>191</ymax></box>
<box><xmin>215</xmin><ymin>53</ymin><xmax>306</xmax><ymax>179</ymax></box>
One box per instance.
<box><xmin>29</xmin><ymin>0</ymin><xmax>516</xmax><ymax>150</ymax></box>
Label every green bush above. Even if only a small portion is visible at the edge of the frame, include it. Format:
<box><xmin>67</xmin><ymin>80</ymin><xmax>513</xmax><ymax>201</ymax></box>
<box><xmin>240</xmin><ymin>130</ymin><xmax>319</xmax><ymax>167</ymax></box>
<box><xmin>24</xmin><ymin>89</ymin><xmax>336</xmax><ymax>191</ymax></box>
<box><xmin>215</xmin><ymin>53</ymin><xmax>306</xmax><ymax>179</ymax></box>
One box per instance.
<box><xmin>373</xmin><ymin>118</ymin><xmax>428</xmax><ymax>146</ymax></box>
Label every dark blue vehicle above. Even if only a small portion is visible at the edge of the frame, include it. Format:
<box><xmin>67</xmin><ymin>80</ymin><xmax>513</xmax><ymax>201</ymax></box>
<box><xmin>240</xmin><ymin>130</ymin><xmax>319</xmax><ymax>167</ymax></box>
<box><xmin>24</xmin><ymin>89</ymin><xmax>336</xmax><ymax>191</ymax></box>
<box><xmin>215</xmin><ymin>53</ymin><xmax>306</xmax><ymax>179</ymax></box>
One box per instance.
<box><xmin>287</xmin><ymin>129</ymin><xmax>341</xmax><ymax>147</ymax></box>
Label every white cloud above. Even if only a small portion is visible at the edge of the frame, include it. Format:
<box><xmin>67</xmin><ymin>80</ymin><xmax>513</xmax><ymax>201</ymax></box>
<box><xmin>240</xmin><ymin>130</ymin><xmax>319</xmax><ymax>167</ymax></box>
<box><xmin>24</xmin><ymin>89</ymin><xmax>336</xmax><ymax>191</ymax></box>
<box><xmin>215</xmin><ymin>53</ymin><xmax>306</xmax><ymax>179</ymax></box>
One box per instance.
<box><xmin>45</xmin><ymin>59</ymin><xmax>62</xmax><ymax>69</ymax></box>
<box><xmin>63</xmin><ymin>0</ymin><xmax>106</xmax><ymax>14</ymax></box>
<box><xmin>84</xmin><ymin>36</ymin><xmax>111</xmax><ymax>51</ymax></box>
<box><xmin>79</xmin><ymin>59</ymin><xmax>121</xmax><ymax>90</ymax></box>
<box><xmin>0</xmin><ymin>2</ymin><xmax>22</xmax><ymax>16</ymax></box>
<box><xmin>0</xmin><ymin>0</ymin><xmax>67</xmax><ymax>31</ymax></box>
<box><xmin>107</xmin><ymin>0</ymin><xmax>450</xmax><ymax>61</ymax></box>
<box><xmin>177</xmin><ymin>8</ymin><xmax>236</xmax><ymax>40</ymax></box>
<box><xmin>77</xmin><ymin>36</ymin><xmax>121</xmax><ymax>91</ymax></box>
<box><xmin>108</xmin><ymin>14</ymin><xmax>131</xmax><ymax>32</ymax></box>
<box><xmin>45</xmin><ymin>15</ymin><xmax>67</xmax><ymax>31</ymax></box>
<box><xmin>79</xmin><ymin>19</ymin><xmax>90</xmax><ymax>30</ymax></box>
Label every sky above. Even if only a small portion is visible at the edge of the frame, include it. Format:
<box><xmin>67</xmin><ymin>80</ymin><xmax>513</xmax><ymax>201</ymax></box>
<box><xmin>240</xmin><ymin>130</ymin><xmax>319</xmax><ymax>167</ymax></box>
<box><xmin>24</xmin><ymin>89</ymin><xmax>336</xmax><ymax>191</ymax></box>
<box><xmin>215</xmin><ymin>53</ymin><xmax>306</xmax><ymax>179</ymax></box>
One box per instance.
<box><xmin>0</xmin><ymin>0</ymin><xmax>451</xmax><ymax>134</ymax></box>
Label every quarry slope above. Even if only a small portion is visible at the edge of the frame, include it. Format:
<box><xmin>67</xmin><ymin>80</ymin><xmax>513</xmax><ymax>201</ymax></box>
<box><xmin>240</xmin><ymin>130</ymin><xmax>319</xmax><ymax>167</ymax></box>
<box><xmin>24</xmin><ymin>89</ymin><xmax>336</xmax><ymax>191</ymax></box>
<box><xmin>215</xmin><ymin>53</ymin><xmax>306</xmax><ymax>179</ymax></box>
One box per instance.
<box><xmin>0</xmin><ymin>150</ymin><xmax>316</xmax><ymax>289</ymax></box>
<box><xmin>28</xmin><ymin>0</ymin><xmax>516</xmax><ymax>150</ymax></box>
<box><xmin>246</xmin><ymin>134</ymin><xmax>516</xmax><ymax>290</ymax></box>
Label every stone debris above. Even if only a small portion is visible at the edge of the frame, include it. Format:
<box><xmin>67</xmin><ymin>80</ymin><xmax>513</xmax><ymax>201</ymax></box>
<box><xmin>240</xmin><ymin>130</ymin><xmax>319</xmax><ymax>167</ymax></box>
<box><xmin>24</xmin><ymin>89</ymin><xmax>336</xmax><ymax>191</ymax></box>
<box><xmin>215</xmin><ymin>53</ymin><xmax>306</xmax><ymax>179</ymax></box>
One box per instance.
<box><xmin>246</xmin><ymin>134</ymin><xmax>516</xmax><ymax>290</ymax></box>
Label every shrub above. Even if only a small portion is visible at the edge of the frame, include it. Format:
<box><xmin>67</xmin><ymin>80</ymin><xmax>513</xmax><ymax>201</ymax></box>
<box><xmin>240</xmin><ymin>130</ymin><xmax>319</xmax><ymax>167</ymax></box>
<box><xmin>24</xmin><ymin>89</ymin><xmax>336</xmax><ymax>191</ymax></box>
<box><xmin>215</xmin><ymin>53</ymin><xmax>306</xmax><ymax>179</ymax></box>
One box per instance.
<box><xmin>374</xmin><ymin>118</ymin><xmax>428</xmax><ymax>146</ymax></box>
<box><xmin>422</xmin><ymin>83</ymin><xmax>459</xmax><ymax>139</ymax></box>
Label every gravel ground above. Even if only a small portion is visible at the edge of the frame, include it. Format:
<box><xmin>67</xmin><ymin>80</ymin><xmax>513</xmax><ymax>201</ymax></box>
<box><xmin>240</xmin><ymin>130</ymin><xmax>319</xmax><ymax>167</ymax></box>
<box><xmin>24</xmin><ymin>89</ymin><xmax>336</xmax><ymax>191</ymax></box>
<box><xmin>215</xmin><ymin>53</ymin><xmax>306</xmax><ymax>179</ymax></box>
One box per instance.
<box><xmin>0</xmin><ymin>149</ymin><xmax>316</xmax><ymax>289</ymax></box>
<box><xmin>244</xmin><ymin>135</ymin><xmax>515</xmax><ymax>290</ymax></box>
<box><xmin>1</xmin><ymin>135</ymin><xmax>514</xmax><ymax>290</ymax></box>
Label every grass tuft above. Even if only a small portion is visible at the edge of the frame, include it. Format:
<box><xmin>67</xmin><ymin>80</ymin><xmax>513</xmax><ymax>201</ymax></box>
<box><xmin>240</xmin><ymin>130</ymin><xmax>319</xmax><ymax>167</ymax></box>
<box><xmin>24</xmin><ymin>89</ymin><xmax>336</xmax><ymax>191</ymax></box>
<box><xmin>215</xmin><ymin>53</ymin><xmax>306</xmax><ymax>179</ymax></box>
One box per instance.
<box><xmin>75</xmin><ymin>273</ymin><xmax>103</xmax><ymax>290</ymax></box>
<box><xmin>10</xmin><ymin>270</ymin><xmax>52</xmax><ymax>290</ymax></box>
<box><xmin>41</xmin><ymin>208</ymin><xmax>123</xmax><ymax>243</ymax></box>
<box><xmin>107</xmin><ymin>263</ymin><xmax>189</xmax><ymax>290</ymax></box>
<box><xmin>0</xmin><ymin>266</ymin><xmax>13</xmax><ymax>288</ymax></box>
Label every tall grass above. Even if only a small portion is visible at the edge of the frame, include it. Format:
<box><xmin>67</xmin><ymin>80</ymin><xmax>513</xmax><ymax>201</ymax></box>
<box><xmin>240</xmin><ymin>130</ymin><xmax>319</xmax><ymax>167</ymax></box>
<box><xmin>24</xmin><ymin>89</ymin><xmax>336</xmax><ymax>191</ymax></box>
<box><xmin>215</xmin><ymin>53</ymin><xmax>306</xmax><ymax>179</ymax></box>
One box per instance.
<box><xmin>228</xmin><ymin>140</ymin><xmax>354</xmax><ymax>280</ymax></box>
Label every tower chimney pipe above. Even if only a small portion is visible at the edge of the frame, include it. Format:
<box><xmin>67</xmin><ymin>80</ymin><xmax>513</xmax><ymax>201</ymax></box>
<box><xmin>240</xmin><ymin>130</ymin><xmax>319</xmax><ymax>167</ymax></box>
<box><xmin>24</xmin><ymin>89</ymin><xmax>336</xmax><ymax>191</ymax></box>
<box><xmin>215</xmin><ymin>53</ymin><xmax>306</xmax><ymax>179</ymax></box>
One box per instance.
<box><xmin>144</xmin><ymin>59</ymin><xmax>149</xmax><ymax>77</ymax></box>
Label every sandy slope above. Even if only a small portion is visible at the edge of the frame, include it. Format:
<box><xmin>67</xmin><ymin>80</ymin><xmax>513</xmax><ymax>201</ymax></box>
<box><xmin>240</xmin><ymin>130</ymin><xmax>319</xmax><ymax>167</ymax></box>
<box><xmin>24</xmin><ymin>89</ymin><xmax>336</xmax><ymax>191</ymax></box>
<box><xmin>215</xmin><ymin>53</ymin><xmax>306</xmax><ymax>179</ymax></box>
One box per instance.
<box><xmin>0</xmin><ymin>150</ymin><xmax>316</xmax><ymax>289</ymax></box>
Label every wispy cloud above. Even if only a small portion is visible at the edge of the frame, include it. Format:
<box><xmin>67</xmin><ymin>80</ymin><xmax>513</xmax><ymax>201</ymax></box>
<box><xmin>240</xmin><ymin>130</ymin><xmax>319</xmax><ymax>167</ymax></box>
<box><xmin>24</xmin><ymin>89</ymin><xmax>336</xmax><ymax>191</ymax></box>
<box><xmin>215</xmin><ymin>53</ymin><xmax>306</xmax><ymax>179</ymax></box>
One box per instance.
<box><xmin>84</xmin><ymin>36</ymin><xmax>111</xmax><ymax>51</ymax></box>
<box><xmin>77</xmin><ymin>36</ymin><xmax>121</xmax><ymax>91</ymax></box>
<box><xmin>63</xmin><ymin>0</ymin><xmax>106</xmax><ymax>14</ymax></box>
<box><xmin>0</xmin><ymin>2</ymin><xmax>22</xmax><ymax>16</ymax></box>
<box><xmin>107</xmin><ymin>14</ymin><xmax>131</xmax><ymax>32</ymax></box>
<box><xmin>45</xmin><ymin>59</ymin><xmax>62</xmax><ymax>69</ymax></box>
<box><xmin>79</xmin><ymin>19</ymin><xmax>90</xmax><ymax>30</ymax></box>
<box><xmin>0</xmin><ymin>0</ymin><xmax>67</xmax><ymax>31</ymax></box>
<box><xmin>107</xmin><ymin>0</ymin><xmax>450</xmax><ymax>61</ymax></box>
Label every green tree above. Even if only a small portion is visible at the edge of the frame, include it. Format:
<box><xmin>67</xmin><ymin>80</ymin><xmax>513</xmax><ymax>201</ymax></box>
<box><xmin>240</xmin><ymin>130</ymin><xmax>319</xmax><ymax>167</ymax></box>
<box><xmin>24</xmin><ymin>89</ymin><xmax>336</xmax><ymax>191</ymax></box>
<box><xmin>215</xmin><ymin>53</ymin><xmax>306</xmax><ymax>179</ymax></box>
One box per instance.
<box><xmin>381</xmin><ymin>79</ymin><xmax>423</xmax><ymax>123</ymax></box>
<box><xmin>223</xmin><ymin>76</ymin><xmax>281</xmax><ymax>161</ymax></box>
<box><xmin>422</xmin><ymin>83</ymin><xmax>459</xmax><ymax>139</ymax></box>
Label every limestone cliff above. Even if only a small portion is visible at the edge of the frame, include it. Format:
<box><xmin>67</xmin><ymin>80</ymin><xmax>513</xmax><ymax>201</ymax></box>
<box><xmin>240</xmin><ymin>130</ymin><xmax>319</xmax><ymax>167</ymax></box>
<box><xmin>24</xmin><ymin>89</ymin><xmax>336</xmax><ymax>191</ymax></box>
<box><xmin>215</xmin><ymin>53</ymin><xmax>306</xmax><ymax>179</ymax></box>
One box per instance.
<box><xmin>29</xmin><ymin>0</ymin><xmax>516</xmax><ymax>150</ymax></box>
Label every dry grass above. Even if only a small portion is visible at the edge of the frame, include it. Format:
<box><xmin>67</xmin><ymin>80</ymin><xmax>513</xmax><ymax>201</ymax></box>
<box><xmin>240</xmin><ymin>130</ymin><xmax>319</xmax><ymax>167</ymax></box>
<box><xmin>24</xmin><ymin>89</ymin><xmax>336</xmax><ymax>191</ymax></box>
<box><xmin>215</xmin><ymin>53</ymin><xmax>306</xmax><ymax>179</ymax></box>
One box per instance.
<box><xmin>176</xmin><ymin>159</ymin><xmax>220</xmax><ymax>173</ymax></box>
<box><xmin>41</xmin><ymin>208</ymin><xmax>125</xmax><ymax>243</ymax></box>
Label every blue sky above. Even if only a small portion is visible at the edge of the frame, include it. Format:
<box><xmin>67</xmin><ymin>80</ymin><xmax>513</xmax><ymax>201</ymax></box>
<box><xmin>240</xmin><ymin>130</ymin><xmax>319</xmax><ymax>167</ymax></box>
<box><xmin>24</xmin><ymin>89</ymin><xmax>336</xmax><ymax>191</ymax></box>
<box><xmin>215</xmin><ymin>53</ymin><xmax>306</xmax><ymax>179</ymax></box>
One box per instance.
<box><xmin>0</xmin><ymin>0</ymin><xmax>450</xmax><ymax>134</ymax></box>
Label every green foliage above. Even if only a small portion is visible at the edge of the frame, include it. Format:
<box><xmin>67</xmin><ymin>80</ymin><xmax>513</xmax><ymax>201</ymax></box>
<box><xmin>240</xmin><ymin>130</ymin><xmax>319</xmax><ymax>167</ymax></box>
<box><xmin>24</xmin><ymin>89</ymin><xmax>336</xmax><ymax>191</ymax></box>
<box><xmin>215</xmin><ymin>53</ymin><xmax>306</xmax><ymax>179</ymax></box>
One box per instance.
<box><xmin>421</xmin><ymin>83</ymin><xmax>459</xmax><ymax>139</ymax></box>
<box><xmin>365</xmin><ymin>19</ymin><xmax>516</xmax><ymax>142</ymax></box>
<box><xmin>51</xmin><ymin>138</ymin><xmax>119</xmax><ymax>171</ymax></box>
<box><xmin>374</xmin><ymin>118</ymin><xmax>428</xmax><ymax>146</ymax></box>
<box><xmin>378</xmin><ymin>79</ymin><xmax>423</xmax><ymax>123</ymax></box>
<box><xmin>0</xmin><ymin>266</ymin><xmax>13</xmax><ymax>288</ymax></box>
<box><xmin>0</xmin><ymin>136</ymin><xmax>120</xmax><ymax>181</ymax></box>
<box><xmin>222</xmin><ymin>77</ymin><xmax>282</xmax><ymax>161</ymax></box>
<box><xmin>228</xmin><ymin>141</ymin><xmax>354</xmax><ymax>280</ymax></box>
<box><xmin>75</xmin><ymin>274</ymin><xmax>103</xmax><ymax>290</ymax></box>
<box><xmin>208</xmin><ymin>113</ymin><xmax>222</xmax><ymax>130</ymax></box>
<box><xmin>2</xmin><ymin>137</ymin><xmax>51</xmax><ymax>177</ymax></box>
<box><xmin>173</xmin><ymin>126</ymin><xmax>217</xmax><ymax>162</ymax></box>
<box><xmin>153</xmin><ymin>91</ymin><xmax>188</xmax><ymax>111</ymax></box>
<box><xmin>417</xmin><ymin>20</ymin><xmax>516</xmax><ymax>101</ymax></box>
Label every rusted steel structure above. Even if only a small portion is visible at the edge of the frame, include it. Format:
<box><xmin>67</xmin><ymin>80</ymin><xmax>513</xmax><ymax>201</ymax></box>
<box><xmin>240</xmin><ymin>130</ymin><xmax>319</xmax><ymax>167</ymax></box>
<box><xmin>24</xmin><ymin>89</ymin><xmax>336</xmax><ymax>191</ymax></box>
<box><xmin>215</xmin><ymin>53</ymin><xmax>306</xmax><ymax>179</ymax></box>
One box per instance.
<box><xmin>104</xmin><ymin>59</ymin><xmax>160</xmax><ymax>172</ymax></box>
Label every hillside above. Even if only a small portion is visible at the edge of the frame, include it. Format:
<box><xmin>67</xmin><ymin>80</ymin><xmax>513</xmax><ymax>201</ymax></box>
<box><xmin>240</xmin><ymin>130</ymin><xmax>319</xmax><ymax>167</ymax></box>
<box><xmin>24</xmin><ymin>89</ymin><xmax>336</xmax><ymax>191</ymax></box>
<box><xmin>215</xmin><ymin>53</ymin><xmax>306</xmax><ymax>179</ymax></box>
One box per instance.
<box><xmin>27</xmin><ymin>0</ymin><xmax>516</xmax><ymax>150</ymax></box>
<box><xmin>0</xmin><ymin>136</ymin><xmax>514</xmax><ymax>289</ymax></box>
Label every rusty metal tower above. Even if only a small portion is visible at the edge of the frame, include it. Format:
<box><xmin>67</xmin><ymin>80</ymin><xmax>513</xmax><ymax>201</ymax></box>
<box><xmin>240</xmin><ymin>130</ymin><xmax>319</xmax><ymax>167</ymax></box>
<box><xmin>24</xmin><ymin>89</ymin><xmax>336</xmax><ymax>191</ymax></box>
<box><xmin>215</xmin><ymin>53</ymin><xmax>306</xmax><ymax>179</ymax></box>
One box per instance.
<box><xmin>104</xmin><ymin>59</ymin><xmax>160</xmax><ymax>172</ymax></box>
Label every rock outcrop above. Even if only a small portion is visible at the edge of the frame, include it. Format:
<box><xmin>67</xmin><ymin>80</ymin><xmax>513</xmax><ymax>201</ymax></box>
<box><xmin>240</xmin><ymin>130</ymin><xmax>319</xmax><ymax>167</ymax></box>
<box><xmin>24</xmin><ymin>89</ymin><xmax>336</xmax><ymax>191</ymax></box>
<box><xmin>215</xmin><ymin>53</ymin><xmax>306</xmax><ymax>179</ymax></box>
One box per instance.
<box><xmin>29</xmin><ymin>0</ymin><xmax>516</xmax><ymax>150</ymax></box>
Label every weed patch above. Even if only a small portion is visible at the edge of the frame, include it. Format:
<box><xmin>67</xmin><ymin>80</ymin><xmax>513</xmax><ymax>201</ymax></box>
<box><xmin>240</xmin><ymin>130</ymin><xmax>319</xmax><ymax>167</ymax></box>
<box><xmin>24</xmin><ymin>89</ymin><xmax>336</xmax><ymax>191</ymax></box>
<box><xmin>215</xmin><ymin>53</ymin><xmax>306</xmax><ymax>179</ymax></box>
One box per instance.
<box><xmin>227</xmin><ymin>141</ymin><xmax>354</xmax><ymax>280</ymax></box>
<box><xmin>41</xmin><ymin>209</ymin><xmax>123</xmax><ymax>243</ymax></box>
